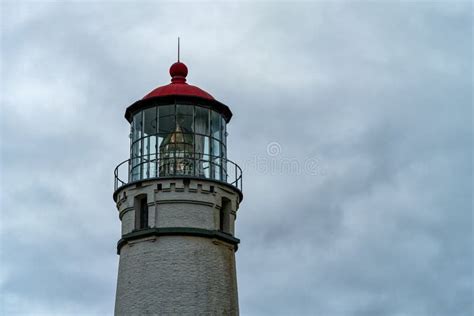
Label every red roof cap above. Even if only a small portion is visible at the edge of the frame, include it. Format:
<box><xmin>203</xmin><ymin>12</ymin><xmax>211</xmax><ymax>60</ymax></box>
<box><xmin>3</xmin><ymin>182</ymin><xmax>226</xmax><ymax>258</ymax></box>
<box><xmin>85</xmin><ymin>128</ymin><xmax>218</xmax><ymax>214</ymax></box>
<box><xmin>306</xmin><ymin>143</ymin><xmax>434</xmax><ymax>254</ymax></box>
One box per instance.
<box><xmin>143</xmin><ymin>61</ymin><xmax>214</xmax><ymax>100</ymax></box>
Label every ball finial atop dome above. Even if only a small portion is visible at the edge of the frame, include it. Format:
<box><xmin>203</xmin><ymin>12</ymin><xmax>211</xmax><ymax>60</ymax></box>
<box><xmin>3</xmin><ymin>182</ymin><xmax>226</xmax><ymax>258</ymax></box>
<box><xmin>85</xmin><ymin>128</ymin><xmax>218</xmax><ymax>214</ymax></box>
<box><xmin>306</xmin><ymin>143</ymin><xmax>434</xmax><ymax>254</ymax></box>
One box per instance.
<box><xmin>170</xmin><ymin>62</ymin><xmax>188</xmax><ymax>83</ymax></box>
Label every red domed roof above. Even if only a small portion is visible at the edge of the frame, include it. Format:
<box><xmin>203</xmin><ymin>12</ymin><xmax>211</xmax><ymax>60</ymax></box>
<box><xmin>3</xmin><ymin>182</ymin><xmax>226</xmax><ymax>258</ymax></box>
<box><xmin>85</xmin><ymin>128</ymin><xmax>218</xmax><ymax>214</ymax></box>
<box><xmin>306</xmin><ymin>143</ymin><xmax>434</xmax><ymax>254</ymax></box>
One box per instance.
<box><xmin>142</xmin><ymin>61</ymin><xmax>214</xmax><ymax>100</ymax></box>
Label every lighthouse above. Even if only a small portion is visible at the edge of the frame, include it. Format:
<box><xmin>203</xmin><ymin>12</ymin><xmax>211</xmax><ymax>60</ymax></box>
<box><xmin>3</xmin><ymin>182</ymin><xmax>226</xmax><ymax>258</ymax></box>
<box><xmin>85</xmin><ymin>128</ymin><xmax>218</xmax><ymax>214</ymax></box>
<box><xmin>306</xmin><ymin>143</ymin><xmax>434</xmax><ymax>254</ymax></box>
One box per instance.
<box><xmin>112</xmin><ymin>58</ymin><xmax>243</xmax><ymax>315</ymax></box>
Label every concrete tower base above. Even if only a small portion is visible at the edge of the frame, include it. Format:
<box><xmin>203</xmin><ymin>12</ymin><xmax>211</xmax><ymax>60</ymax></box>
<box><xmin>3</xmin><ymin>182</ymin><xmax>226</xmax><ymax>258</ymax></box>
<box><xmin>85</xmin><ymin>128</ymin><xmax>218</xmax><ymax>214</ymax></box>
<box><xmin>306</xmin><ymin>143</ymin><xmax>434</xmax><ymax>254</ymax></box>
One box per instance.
<box><xmin>113</xmin><ymin>178</ymin><xmax>241</xmax><ymax>315</ymax></box>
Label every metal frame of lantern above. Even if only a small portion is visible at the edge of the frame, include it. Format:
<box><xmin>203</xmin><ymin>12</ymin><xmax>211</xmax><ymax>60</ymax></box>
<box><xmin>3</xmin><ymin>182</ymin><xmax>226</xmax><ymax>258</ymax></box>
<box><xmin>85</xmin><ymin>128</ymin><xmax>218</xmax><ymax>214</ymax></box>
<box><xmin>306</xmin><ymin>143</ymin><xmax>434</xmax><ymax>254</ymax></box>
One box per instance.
<box><xmin>113</xmin><ymin>97</ymin><xmax>242</xmax><ymax>200</ymax></box>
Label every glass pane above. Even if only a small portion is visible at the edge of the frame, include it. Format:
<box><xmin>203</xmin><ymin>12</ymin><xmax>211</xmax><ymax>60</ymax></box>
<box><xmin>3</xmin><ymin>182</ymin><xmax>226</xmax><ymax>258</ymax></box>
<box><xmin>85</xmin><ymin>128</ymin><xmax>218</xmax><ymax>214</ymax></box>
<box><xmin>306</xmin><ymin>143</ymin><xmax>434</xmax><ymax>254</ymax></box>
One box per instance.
<box><xmin>211</xmin><ymin>110</ymin><xmax>221</xmax><ymax>141</ymax></box>
<box><xmin>158</xmin><ymin>105</ymin><xmax>176</xmax><ymax>134</ymax></box>
<box><xmin>131</xmin><ymin>139</ymin><xmax>142</xmax><ymax>181</ymax></box>
<box><xmin>142</xmin><ymin>136</ymin><xmax>157</xmax><ymax>179</ymax></box>
<box><xmin>202</xmin><ymin>159</ymin><xmax>210</xmax><ymax>178</ymax></box>
<box><xmin>212</xmin><ymin>139</ymin><xmax>221</xmax><ymax>157</ymax></box>
<box><xmin>142</xmin><ymin>160</ymin><xmax>149</xmax><ymax>179</ymax></box>
<box><xmin>131</xmin><ymin>140</ymin><xmax>140</xmax><ymax>158</ymax></box>
<box><xmin>211</xmin><ymin>137</ymin><xmax>222</xmax><ymax>180</ymax></box>
<box><xmin>159</xmin><ymin>138</ymin><xmax>177</xmax><ymax>177</ymax></box>
<box><xmin>195</xmin><ymin>135</ymin><xmax>210</xmax><ymax>157</ymax></box>
<box><xmin>131</xmin><ymin>163</ymin><xmax>140</xmax><ymax>181</ymax></box>
<box><xmin>157</xmin><ymin>135</ymin><xmax>165</xmax><ymax>155</ymax></box>
<box><xmin>176</xmin><ymin>104</ymin><xmax>193</xmax><ymax>116</ymax></box>
<box><xmin>221</xmin><ymin>117</ymin><xmax>226</xmax><ymax>135</ymax></box>
<box><xmin>132</xmin><ymin>112</ymin><xmax>143</xmax><ymax>143</ymax></box>
<box><xmin>143</xmin><ymin>107</ymin><xmax>157</xmax><ymax>137</ymax></box>
<box><xmin>195</xmin><ymin>135</ymin><xmax>210</xmax><ymax>177</ymax></box>
<box><xmin>159</xmin><ymin>104</ymin><xmax>174</xmax><ymax>116</ymax></box>
<box><xmin>195</xmin><ymin>106</ymin><xmax>209</xmax><ymax>136</ymax></box>
<box><xmin>143</xmin><ymin>107</ymin><xmax>157</xmax><ymax>158</ymax></box>
<box><xmin>150</xmin><ymin>137</ymin><xmax>157</xmax><ymax>177</ymax></box>
<box><xmin>221</xmin><ymin>117</ymin><xmax>227</xmax><ymax>159</ymax></box>
<box><xmin>177</xmin><ymin>104</ymin><xmax>193</xmax><ymax>135</ymax></box>
<box><xmin>212</xmin><ymin>157</ymin><xmax>222</xmax><ymax>181</ymax></box>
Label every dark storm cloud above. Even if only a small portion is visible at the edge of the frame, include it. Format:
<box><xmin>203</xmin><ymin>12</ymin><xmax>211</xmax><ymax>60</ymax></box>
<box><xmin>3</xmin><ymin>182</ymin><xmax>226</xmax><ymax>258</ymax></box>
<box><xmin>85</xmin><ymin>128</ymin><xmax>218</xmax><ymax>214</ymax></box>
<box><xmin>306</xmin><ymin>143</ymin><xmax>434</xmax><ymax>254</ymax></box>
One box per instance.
<box><xmin>1</xmin><ymin>1</ymin><xmax>472</xmax><ymax>316</ymax></box>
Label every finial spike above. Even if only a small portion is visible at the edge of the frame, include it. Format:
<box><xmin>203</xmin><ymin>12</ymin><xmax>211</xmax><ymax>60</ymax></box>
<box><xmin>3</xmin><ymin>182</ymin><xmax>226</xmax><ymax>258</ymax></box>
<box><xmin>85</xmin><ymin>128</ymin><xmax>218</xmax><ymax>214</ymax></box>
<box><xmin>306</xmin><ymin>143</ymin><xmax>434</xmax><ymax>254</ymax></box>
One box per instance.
<box><xmin>178</xmin><ymin>37</ymin><xmax>180</xmax><ymax>62</ymax></box>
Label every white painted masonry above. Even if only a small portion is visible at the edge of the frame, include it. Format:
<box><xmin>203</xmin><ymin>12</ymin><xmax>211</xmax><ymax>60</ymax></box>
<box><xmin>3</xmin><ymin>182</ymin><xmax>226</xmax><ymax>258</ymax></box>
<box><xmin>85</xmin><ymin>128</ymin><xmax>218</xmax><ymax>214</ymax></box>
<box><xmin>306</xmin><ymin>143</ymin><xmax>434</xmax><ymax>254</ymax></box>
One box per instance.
<box><xmin>114</xmin><ymin>178</ymin><xmax>241</xmax><ymax>315</ymax></box>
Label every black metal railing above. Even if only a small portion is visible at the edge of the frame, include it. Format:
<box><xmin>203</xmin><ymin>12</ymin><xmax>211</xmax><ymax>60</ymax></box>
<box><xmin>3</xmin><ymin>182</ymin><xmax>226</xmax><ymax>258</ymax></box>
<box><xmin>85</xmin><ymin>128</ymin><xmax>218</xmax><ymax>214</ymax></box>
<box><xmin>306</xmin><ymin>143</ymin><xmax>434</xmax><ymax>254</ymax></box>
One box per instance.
<box><xmin>114</xmin><ymin>152</ymin><xmax>242</xmax><ymax>192</ymax></box>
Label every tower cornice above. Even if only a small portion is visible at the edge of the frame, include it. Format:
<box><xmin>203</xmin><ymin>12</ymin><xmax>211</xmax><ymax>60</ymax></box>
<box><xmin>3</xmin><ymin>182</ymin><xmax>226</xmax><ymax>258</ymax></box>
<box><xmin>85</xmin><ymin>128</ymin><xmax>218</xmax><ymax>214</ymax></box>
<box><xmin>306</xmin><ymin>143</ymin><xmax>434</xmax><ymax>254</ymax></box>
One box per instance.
<box><xmin>117</xmin><ymin>227</ymin><xmax>240</xmax><ymax>254</ymax></box>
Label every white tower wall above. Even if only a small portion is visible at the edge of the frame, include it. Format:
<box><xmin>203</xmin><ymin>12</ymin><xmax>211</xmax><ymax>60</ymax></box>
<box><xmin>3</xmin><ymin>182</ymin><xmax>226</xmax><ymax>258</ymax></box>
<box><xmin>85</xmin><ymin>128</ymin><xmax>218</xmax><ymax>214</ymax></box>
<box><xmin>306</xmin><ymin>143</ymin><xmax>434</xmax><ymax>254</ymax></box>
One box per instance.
<box><xmin>114</xmin><ymin>178</ymin><xmax>241</xmax><ymax>315</ymax></box>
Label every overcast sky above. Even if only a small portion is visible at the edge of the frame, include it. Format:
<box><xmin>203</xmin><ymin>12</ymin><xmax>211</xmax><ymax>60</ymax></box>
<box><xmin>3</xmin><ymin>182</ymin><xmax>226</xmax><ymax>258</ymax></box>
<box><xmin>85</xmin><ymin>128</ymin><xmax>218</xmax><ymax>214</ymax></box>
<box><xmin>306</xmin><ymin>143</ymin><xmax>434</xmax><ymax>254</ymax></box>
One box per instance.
<box><xmin>1</xmin><ymin>1</ymin><xmax>472</xmax><ymax>315</ymax></box>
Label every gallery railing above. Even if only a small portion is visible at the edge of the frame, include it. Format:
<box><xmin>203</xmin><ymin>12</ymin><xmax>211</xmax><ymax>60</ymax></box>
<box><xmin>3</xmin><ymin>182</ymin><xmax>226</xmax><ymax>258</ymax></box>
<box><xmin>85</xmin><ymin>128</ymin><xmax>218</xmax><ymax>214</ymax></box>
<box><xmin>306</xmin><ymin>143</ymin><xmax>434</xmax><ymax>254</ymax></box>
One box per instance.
<box><xmin>114</xmin><ymin>152</ymin><xmax>242</xmax><ymax>192</ymax></box>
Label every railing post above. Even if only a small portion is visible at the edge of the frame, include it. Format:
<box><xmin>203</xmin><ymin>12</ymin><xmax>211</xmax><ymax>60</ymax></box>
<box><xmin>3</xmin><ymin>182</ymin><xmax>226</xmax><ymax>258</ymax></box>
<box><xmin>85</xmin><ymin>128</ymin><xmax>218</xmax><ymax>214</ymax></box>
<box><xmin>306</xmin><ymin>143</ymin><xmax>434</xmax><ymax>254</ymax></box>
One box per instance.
<box><xmin>128</xmin><ymin>159</ymin><xmax>131</xmax><ymax>183</ymax></box>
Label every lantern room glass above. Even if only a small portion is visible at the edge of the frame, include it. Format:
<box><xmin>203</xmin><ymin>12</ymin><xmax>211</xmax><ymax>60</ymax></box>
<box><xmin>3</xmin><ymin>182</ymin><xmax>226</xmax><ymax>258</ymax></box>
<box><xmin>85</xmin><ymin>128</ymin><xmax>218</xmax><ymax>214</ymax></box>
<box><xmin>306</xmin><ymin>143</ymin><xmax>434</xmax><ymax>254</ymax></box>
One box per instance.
<box><xmin>129</xmin><ymin>104</ymin><xmax>227</xmax><ymax>183</ymax></box>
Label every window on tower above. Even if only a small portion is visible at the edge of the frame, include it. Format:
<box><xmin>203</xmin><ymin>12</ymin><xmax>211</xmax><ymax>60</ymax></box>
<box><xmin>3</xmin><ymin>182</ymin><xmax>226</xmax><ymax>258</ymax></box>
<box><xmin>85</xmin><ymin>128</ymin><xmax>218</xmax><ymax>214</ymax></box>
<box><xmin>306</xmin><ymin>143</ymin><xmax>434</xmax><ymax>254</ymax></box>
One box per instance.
<box><xmin>134</xmin><ymin>195</ymin><xmax>149</xmax><ymax>230</ymax></box>
<box><xmin>220</xmin><ymin>197</ymin><xmax>231</xmax><ymax>234</ymax></box>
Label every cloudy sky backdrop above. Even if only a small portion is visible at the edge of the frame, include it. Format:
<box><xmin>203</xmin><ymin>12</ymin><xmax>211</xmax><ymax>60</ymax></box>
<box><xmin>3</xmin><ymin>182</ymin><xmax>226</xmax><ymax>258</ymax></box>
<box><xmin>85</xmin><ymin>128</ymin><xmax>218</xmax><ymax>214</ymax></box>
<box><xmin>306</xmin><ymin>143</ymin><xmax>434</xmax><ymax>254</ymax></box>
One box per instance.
<box><xmin>1</xmin><ymin>1</ymin><xmax>472</xmax><ymax>315</ymax></box>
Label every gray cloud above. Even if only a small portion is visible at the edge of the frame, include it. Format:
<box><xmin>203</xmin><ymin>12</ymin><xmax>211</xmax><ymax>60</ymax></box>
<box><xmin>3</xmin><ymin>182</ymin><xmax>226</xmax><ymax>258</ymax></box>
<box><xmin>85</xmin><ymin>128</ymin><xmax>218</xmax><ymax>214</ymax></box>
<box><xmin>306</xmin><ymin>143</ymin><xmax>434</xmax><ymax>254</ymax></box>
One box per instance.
<box><xmin>1</xmin><ymin>1</ymin><xmax>472</xmax><ymax>315</ymax></box>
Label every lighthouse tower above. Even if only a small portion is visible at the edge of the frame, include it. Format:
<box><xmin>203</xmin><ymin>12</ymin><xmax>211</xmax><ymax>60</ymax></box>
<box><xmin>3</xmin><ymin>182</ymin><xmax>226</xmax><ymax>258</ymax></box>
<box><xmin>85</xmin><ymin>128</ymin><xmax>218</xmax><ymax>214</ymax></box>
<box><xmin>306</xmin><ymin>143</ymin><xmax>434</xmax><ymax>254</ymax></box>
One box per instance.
<box><xmin>112</xmin><ymin>59</ymin><xmax>243</xmax><ymax>315</ymax></box>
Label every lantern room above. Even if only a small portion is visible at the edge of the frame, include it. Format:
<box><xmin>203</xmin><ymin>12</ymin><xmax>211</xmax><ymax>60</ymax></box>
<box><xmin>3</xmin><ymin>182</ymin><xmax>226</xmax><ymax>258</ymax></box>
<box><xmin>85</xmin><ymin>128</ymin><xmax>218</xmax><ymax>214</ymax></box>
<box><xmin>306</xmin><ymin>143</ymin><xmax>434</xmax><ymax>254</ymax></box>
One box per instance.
<box><xmin>113</xmin><ymin>61</ymin><xmax>242</xmax><ymax>194</ymax></box>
